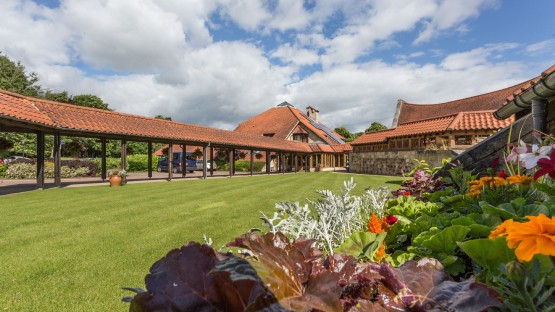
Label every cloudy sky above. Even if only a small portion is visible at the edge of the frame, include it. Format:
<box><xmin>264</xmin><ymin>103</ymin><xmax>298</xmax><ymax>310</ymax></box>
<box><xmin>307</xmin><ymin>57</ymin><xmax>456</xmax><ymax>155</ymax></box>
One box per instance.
<box><xmin>1</xmin><ymin>0</ymin><xmax>554</xmax><ymax>132</ymax></box>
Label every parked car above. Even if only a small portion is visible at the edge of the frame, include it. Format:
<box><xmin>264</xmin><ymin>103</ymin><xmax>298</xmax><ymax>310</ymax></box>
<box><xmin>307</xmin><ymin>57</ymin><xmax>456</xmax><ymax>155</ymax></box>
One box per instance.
<box><xmin>196</xmin><ymin>160</ymin><xmax>217</xmax><ymax>171</ymax></box>
<box><xmin>157</xmin><ymin>152</ymin><xmax>196</xmax><ymax>173</ymax></box>
<box><xmin>3</xmin><ymin>156</ymin><xmax>32</xmax><ymax>165</ymax></box>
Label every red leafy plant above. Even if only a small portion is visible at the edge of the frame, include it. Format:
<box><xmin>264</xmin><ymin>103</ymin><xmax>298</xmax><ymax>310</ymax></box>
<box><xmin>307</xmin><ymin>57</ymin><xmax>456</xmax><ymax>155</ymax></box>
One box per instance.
<box><xmin>125</xmin><ymin>232</ymin><xmax>501</xmax><ymax>311</ymax></box>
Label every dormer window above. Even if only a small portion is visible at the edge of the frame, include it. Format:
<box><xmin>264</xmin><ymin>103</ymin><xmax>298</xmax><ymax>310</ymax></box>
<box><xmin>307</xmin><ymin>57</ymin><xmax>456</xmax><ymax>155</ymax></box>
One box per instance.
<box><xmin>263</xmin><ymin>133</ymin><xmax>275</xmax><ymax>137</ymax></box>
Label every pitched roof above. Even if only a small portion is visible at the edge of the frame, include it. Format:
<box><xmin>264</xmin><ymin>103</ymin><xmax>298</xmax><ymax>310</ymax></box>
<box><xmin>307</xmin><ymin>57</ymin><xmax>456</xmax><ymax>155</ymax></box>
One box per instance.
<box><xmin>494</xmin><ymin>64</ymin><xmax>555</xmax><ymax>119</ymax></box>
<box><xmin>352</xmin><ymin>111</ymin><xmax>513</xmax><ymax>145</ymax></box>
<box><xmin>234</xmin><ymin>103</ymin><xmax>345</xmax><ymax>145</ymax></box>
<box><xmin>396</xmin><ymin>79</ymin><xmax>533</xmax><ymax>125</ymax></box>
<box><xmin>0</xmin><ymin>89</ymin><xmax>311</xmax><ymax>153</ymax></box>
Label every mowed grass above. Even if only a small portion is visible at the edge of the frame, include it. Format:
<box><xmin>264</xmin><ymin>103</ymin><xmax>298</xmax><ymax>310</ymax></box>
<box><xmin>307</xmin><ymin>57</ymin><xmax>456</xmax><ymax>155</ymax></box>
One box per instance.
<box><xmin>0</xmin><ymin>172</ymin><xmax>403</xmax><ymax>311</ymax></box>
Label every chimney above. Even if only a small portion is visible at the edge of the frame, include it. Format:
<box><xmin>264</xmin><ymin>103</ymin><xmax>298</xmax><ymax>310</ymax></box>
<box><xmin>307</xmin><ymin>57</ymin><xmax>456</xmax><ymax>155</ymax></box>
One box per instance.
<box><xmin>306</xmin><ymin>106</ymin><xmax>319</xmax><ymax>122</ymax></box>
<box><xmin>391</xmin><ymin>99</ymin><xmax>403</xmax><ymax>128</ymax></box>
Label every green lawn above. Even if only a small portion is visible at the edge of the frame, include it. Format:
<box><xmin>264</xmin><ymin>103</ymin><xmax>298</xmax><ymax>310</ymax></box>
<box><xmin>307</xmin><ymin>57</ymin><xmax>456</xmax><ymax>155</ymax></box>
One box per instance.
<box><xmin>0</xmin><ymin>172</ymin><xmax>403</xmax><ymax>311</ymax></box>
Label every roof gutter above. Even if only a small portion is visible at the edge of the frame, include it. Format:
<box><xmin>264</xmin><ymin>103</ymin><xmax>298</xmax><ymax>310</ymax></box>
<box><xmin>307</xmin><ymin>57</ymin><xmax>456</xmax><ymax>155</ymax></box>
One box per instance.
<box><xmin>494</xmin><ymin>68</ymin><xmax>555</xmax><ymax>120</ymax></box>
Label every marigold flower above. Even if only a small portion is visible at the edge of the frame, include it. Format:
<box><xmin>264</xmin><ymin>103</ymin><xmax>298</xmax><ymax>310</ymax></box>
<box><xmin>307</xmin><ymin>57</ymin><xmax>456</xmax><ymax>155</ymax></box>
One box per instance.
<box><xmin>506</xmin><ymin>174</ymin><xmax>534</xmax><ymax>185</ymax></box>
<box><xmin>467</xmin><ymin>176</ymin><xmax>508</xmax><ymax>197</ymax></box>
<box><xmin>505</xmin><ymin>214</ymin><xmax>555</xmax><ymax>262</ymax></box>
<box><xmin>368</xmin><ymin>214</ymin><xmax>384</xmax><ymax>234</ymax></box>
<box><xmin>489</xmin><ymin>219</ymin><xmax>514</xmax><ymax>239</ymax></box>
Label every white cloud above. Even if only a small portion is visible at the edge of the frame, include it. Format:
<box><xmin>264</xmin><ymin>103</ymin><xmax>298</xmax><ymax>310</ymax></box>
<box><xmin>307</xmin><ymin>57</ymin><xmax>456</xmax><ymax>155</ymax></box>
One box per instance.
<box><xmin>217</xmin><ymin>0</ymin><xmax>270</xmax><ymax>31</ymax></box>
<box><xmin>440</xmin><ymin>43</ymin><xmax>518</xmax><ymax>70</ymax></box>
<box><xmin>414</xmin><ymin>0</ymin><xmax>500</xmax><ymax>44</ymax></box>
<box><xmin>271</xmin><ymin>44</ymin><xmax>319</xmax><ymax>66</ymax></box>
<box><xmin>526</xmin><ymin>39</ymin><xmax>555</xmax><ymax>54</ymax></box>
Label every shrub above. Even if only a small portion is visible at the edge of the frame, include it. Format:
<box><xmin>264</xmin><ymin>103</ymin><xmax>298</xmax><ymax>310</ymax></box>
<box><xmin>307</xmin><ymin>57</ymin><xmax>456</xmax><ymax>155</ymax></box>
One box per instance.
<box><xmin>5</xmin><ymin>163</ymin><xmax>35</xmax><ymax>179</ymax></box>
<box><xmin>93</xmin><ymin>155</ymin><xmax>158</xmax><ymax>173</ymax></box>
<box><xmin>221</xmin><ymin>161</ymin><xmax>265</xmax><ymax>172</ymax></box>
<box><xmin>59</xmin><ymin>159</ymin><xmax>97</xmax><ymax>176</ymax></box>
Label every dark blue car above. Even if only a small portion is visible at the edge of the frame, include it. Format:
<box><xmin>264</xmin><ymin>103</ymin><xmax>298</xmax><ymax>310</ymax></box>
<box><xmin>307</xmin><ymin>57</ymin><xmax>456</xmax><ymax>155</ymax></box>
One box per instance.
<box><xmin>157</xmin><ymin>152</ymin><xmax>197</xmax><ymax>173</ymax></box>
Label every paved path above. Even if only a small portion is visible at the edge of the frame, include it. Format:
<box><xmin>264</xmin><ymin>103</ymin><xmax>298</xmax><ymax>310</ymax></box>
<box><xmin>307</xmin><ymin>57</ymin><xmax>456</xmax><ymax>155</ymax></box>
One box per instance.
<box><xmin>0</xmin><ymin>170</ymin><xmax>262</xmax><ymax>196</ymax></box>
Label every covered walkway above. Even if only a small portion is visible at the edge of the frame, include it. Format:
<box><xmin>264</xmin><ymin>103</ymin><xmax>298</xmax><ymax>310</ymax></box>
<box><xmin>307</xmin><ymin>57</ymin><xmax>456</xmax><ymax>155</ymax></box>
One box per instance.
<box><xmin>0</xmin><ymin>89</ymin><xmax>317</xmax><ymax>189</ymax></box>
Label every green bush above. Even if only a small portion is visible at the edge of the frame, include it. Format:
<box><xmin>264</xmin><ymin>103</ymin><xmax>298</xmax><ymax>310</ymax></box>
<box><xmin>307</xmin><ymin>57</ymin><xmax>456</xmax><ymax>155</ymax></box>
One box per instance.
<box><xmin>6</xmin><ymin>162</ymin><xmax>92</xmax><ymax>179</ymax></box>
<box><xmin>93</xmin><ymin>155</ymin><xmax>158</xmax><ymax>173</ymax></box>
<box><xmin>0</xmin><ymin>163</ymin><xmax>6</xmax><ymax>177</ymax></box>
<box><xmin>221</xmin><ymin>161</ymin><xmax>265</xmax><ymax>172</ymax></box>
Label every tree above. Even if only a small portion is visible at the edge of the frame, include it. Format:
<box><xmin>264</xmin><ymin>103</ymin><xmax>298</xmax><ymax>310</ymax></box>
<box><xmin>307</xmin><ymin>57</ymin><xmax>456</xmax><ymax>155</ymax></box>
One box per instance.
<box><xmin>0</xmin><ymin>52</ymin><xmax>41</xmax><ymax>96</ymax></box>
<box><xmin>155</xmin><ymin>115</ymin><xmax>172</xmax><ymax>121</ymax></box>
<box><xmin>72</xmin><ymin>94</ymin><xmax>110</xmax><ymax>110</ymax></box>
<box><xmin>365</xmin><ymin>122</ymin><xmax>387</xmax><ymax>133</ymax></box>
<box><xmin>334</xmin><ymin>126</ymin><xmax>362</xmax><ymax>142</ymax></box>
<box><xmin>44</xmin><ymin>91</ymin><xmax>70</xmax><ymax>103</ymax></box>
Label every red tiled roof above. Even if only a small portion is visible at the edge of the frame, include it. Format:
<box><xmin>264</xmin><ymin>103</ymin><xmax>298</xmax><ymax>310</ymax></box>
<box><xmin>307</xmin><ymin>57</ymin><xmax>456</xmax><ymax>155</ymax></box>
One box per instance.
<box><xmin>352</xmin><ymin>111</ymin><xmax>512</xmax><ymax>145</ymax></box>
<box><xmin>234</xmin><ymin>104</ymin><xmax>344</xmax><ymax>145</ymax></box>
<box><xmin>502</xmin><ymin>64</ymin><xmax>555</xmax><ymax>106</ymax></box>
<box><xmin>0</xmin><ymin>89</ymin><xmax>312</xmax><ymax>153</ymax></box>
<box><xmin>397</xmin><ymin>79</ymin><xmax>533</xmax><ymax>125</ymax></box>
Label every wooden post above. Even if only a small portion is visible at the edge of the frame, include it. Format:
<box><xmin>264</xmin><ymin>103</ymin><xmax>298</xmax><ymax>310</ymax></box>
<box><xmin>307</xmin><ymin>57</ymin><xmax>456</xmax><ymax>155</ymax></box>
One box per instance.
<box><xmin>54</xmin><ymin>133</ymin><xmax>61</xmax><ymax>186</ymax></box>
<box><xmin>121</xmin><ymin>139</ymin><xmax>127</xmax><ymax>170</ymax></box>
<box><xmin>101</xmin><ymin>138</ymin><xmax>107</xmax><ymax>181</ymax></box>
<box><xmin>250</xmin><ymin>149</ymin><xmax>254</xmax><ymax>176</ymax></box>
<box><xmin>232</xmin><ymin>148</ymin><xmax>236</xmax><ymax>175</ymax></box>
<box><xmin>36</xmin><ymin>131</ymin><xmax>45</xmax><ymax>189</ymax></box>
<box><xmin>228</xmin><ymin>149</ymin><xmax>233</xmax><ymax>177</ymax></box>
<box><xmin>294</xmin><ymin>153</ymin><xmax>298</xmax><ymax>172</ymax></box>
<box><xmin>202</xmin><ymin>144</ymin><xmax>208</xmax><ymax>179</ymax></box>
<box><xmin>266</xmin><ymin>151</ymin><xmax>271</xmax><ymax>174</ymax></box>
<box><xmin>210</xmin><ymin>145</ymin><xmax>214</xmax><ymax>177</ymax></box>
<box><xmin>147</xmin><ymin>142</ymin><xmax>152</xmax><ymax>179</ymax></box>
<box><xmin>305</xmin><ymin>154</ymin><xmax>309</xmax><ymax>172</ymax></box>
<box><xmin>168</xmin><ymin>143</ymin><xmax>173</xmax><ymax>181</ymax></box>
<box><xmin>182</xmin><ymin>144</ymin><xmax>187</xmax><ymax>177</ymax></box>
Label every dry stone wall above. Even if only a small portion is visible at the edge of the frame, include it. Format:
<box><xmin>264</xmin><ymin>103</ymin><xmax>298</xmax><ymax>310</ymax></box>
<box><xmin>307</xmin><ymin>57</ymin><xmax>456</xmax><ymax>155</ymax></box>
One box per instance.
<box><xmin>350</xmin><ymin>150</ymin><xmax>456</xmax><ymax>176</ymax></box>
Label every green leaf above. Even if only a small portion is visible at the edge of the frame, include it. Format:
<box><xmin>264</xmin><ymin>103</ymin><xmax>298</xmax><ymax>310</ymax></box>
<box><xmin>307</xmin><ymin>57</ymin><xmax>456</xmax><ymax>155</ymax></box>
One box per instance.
<box><xmin>335</xmin><ymin>231</ymin><xmax>386</xmax><ymax>260</ymax></box>
<box><xmin>479</xmin><ymin>202</ymin><xmax>518</xmax><ymax>220</ymax></box>
<box><xmin>421</xmin><ymin>225</ymin><xmax>470</xmax><ymax>254</ymax></box>
<box><xmin>387</xmin><ymin>250</ymin><xmax>416</xmax><ymax>267</ymax></box>
<box><xmin>451</xmin><ymin>216</ymin><xmax>473</xmax><ymax>226</ymax></box>
<box><xmin>467</xmin><ymin>224</ymin><xmax>493</xmax><ymax>238</ymax></box>
<box><xmin>532</xmin><ymin>182</ymin><xmax>555</xmax><ymax>196</ymax></box>
<box><xmin>517</xmin><ymin>204</ymin><xmax>549</xmax><ymax>218</ymax></box>
<box><xmin>458</xmin><ymin>237</ymin><xmax>516</xmax><ymax>273</ymax></box>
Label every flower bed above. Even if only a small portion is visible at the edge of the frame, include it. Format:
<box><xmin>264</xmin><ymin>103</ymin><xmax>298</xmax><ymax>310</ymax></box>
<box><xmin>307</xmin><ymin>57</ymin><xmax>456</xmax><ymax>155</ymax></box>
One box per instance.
<box><xmin>124</xmin><ymin>138</ymin><xmax>555</xmax><ymax>311</ymax></box>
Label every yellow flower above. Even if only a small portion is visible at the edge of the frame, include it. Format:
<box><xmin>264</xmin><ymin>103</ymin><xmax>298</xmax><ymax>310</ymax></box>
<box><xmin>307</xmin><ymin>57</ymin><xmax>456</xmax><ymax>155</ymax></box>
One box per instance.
<box><xmin>467</xmin><ymin>176</ymin><xmax>508</xmax><ymax>197</ymax></box>
<box><xmin>375</xmin><ymin>243</ymin><xmax>386</xmax><ymax>262</ymax></box>
<box><xmin>489</xmin><ymin>219</ymin><xmax>514</xmax><ymax>239</ymax></box>
<box><xmin>506</xmin><ymin>175</ymin><xmax>534</xmax><ymax>185</ymax></box>
<box><xmin>505</xmin><ymin>214</ymin><xmax>555</xmax><ymax>262</ymax></box>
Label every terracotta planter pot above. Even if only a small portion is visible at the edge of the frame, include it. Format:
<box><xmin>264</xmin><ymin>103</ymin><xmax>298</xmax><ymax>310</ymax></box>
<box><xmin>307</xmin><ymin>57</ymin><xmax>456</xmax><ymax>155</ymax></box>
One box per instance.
<box><xmin>109</xmin><ymin>175</ymin><xmax>123</xmax><ymax>187</ymax></box>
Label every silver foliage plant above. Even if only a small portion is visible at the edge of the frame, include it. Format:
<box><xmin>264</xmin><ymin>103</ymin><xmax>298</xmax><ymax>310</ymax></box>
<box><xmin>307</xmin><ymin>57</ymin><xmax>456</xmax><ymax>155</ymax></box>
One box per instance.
<box><xmin>259</xmin><ymin>178</ymin><xmax>390</xmax><ymax>254</ymax></box>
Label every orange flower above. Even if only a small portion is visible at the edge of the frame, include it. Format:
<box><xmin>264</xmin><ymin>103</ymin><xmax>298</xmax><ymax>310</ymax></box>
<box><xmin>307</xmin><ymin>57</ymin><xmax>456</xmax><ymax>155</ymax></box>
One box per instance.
<box><xmin>467</xmin><ymin>176</ymin><xmax>508</xmax><ymax>197</ymax></box>
<box><xmin>375</xmin><ymin>243</ymin><xmax>386</xmax><ymax>262</ymax></box>
<box><xmin>489</xmin><ymin>219</ymin><xmax>514</xmax><ymax>239</ymax></box>
<box><xmin>505</xmin><ymin>214</ymin><xmax>555</xmax><ymax>262</ymax></box>
<box><xmin>506</xmin><ymin>174</ymin><xmax>534</xmax><ymax>185</ymax></box>
<box><xmin>368</xmin><ymin>214</ymin><xmax>384</xmax><ymax>234</ymax></box>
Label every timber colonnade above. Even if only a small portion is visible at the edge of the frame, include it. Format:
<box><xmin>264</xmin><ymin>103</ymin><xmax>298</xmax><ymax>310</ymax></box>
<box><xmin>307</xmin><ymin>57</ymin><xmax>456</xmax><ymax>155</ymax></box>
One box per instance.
<box><xmin>0</xmin><ymin>89</ymin><xmax>343</xmax><ymax>189</ymax></box>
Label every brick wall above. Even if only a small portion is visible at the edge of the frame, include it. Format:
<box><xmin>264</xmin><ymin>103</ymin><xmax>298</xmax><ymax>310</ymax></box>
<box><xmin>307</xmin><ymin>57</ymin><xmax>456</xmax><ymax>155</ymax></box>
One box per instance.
<box><xmin>350</xmin><ymin>149</ymin><xmax>456</xmax><ymax>176</ymax></box>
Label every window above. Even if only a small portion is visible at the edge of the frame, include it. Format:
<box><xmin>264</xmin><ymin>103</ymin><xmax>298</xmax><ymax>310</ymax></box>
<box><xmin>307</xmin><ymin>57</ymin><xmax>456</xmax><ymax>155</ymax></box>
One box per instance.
<box><xmin>292</xmin><ymin>133</ymin><xmax>308</xmax><ymax>142</ymax></box>
<box><xmin>263</xmin><ymin>133</ymin><xmax>275</xmax><ymax>137</ymax></box>
<box><xmin>455</xmin><ymin>135</ymin><xmax>472</xmax><ymax>145</ymax></box>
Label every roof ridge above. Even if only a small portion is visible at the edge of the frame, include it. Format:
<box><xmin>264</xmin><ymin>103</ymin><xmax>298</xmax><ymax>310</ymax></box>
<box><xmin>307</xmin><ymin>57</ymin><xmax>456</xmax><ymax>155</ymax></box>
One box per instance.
<box><xmin>401</xmin><ymin>78</ymin><xmax>535</xmax><ymax>107</ymax></box>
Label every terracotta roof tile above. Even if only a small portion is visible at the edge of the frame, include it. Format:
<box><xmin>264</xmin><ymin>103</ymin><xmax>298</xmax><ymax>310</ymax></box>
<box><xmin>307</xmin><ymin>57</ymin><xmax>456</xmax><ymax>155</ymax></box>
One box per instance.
<box><xmin>235</xmin><ymin>105</ymin><xmax>345</xmax><ymax>145</ymax></box>
<box><xmin>0</xmin><ymin>89</ymin><xmax>312</xmax><ymax>153</ymax></box>
<box><xmin>352</xmin><ymin>111</ymin><xmax>510</xmax><ymax>145</ymax></box>
<box><xmin>397</xmin><ymin>79</ymin><xmax>534</xmax><ymax>125</ymax></box>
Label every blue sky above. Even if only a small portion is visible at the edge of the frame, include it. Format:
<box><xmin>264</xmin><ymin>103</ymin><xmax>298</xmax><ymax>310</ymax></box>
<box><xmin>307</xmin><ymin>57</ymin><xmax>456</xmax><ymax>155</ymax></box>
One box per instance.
<box><xmin>1</xmin><ymin>0</ymin><xmax>554</xmax><ymax>132</ymax></box>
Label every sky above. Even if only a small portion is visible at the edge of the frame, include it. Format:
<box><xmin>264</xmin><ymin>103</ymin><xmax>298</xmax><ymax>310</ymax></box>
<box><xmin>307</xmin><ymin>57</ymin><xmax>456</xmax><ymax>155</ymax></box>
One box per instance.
<box><xmin>1</xmin><ymin>0</ymin><xmax>554</xmax><ymax>133</ymax></box>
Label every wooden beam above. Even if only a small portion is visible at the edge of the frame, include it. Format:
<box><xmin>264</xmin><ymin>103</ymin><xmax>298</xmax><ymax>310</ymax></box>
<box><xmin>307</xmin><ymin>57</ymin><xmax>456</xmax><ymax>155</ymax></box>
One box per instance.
<box><xmin>36</xmin><ymin>131</ymin><xmax>45</xmax><ymax>189</ymax></box>
<box><xmin>250</xmin><ymin>149</ymin><xmax>254</xmax><ymax>176</ymax></box>
<box><xmin>186</xmin><ymin>144</ymin><xmax>187</xmax><ymax>177</ymax></box>
<box><xmin>54</xmin><ymin>133</ymin><xmax>62</xmax><ymax>186</ymax></box>
<box><xmin>305</xmin><ymin>153</ymin><xmax>309</xmax><ymax>172</ymax></box>
<box><xmin>168</xmin><ymin>143</ymin><xmax>173</xmax><ymax>181</ymax></box>
<box><xmin>294</xmin><ymin>153</ymin><xmax>298</xmax><ymax>172</ymax></box>
<box><xmin>101</xmin><ymin>138</ymin><xmax>107</xmax><ymax>181</ymax></box>
<box><xmin>202</xmin><ymin>144</ymin><xmax>208</xmax><ymax>179</ymax></box>
<box><xmin>147</xmin><ymin>141</ymin><xmax>152</xmax><ymax>179</ymax></box>
<box><xmin>228</xmin><ymin>148</ymin><xmax>233</xmax><ymax>177</ymax></box>
<box><xmin>210</xmin><ymin>145</ymin><xmax>214</xmax><ymax>177</ymax></box>
<box><xmin>266</xmin><ymin>151</ymin><xmax>271</xmax><ymax>174</ymax></box>
<box><xmin>121</xmin><ymin>139</ymin><xmax>127</xmax><ymax>170</ymax></box>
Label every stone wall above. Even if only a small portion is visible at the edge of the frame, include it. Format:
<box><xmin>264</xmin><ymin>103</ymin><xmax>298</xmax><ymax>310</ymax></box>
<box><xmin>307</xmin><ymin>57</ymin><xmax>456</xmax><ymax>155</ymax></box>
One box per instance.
<box><xmin>350</xmin><ymin>149</ymin><xmax>456</xmax><ymax>176</ymax></box>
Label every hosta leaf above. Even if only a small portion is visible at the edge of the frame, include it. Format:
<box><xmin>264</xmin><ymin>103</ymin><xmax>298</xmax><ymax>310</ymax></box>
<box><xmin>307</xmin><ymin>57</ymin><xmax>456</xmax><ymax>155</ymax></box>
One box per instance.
<box><xmin>458</xmin><ymin>237</ymin><xmax>516</xmax><ymax>273</ymax></box>
<box><xmin>421</xmin><ymin>225</ymin><xmax>470</xmax><ymax>254</ymax></box>
<box><xmin>334</xmin><ymin>232</ymin><xmax>386</xmax><ymax>260</ymax></box>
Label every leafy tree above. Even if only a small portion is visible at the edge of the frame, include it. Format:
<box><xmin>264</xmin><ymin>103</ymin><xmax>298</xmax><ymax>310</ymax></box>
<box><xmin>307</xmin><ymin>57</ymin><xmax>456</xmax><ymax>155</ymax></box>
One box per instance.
<box><xmin>44</xmin><ymin>91</ymin><xmax>70</xmax><ymax>103</ymax></box>
<box><xmin>72</xmin><ymin>94</ymin><xmax>110</xmax><ymax>110</ymax></box>
<box><xmin>0</xmin><ymin>52</ymin><xmax>41</xmax><ymax>96</ymax></box>
<box><xmin>334</xmin><ymin>126</ymin><xmax>362</xmax><ymax>142</ymax></box>
<box><xmin>365</xmin><ymin>122</ymin><xmax>387</xmax><ymax>133</ymax></box>
<box><xmin>155</xmin><ymin>115</ymin><xmax>172</xmax><ymax>121</ymax></box>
